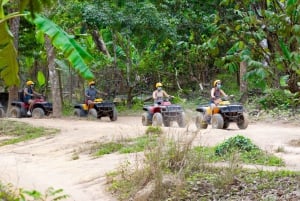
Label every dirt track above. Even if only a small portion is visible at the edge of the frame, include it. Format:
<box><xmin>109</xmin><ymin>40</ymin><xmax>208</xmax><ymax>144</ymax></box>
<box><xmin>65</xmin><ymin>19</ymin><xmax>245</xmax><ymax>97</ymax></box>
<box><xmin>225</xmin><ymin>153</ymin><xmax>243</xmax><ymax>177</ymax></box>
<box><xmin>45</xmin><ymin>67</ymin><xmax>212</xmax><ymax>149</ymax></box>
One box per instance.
<box><xmin>0</xmin><ymin>116</ymin><xmax>300</xmax><ymax>201</ymax></box>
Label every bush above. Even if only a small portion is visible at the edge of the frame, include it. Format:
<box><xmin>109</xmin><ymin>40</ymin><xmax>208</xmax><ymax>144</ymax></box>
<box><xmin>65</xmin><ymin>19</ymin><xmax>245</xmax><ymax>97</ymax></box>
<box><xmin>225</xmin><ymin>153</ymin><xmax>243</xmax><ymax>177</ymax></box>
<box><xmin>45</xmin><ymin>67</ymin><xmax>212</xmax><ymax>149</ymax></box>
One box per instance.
<box><xmin>258</xmin><ymin>89</ymin><xmax>291</xmax><ymax>109</ymax></box>
<box><xmin>215</xmin><ymin>135</ymin><xmax>258</xmax><ymax>156</ymax></box>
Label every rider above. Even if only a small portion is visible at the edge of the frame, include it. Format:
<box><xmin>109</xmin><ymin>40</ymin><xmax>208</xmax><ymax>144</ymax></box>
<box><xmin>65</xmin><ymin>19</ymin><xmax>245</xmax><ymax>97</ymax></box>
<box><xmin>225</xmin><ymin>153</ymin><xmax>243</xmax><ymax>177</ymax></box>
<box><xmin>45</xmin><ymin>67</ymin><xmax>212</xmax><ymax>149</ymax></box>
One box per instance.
<box><xmin>210</xmin><ymin>79</ymin><xmax>228</xmax><ymax>113</ymax></box>
<box><xmin>85</xmin><ymin>81</ymin><xmax>107</xmax><ymax>107</ymax></box>
<box><xmin>23</xmin><ymin>80</ymin><xmax>42</xmax><ymax>116</ymax></box>
<box><xmin>152</xmin><ymin>82</ymin><xmax>172</xmax><ymax>105</ymax></box>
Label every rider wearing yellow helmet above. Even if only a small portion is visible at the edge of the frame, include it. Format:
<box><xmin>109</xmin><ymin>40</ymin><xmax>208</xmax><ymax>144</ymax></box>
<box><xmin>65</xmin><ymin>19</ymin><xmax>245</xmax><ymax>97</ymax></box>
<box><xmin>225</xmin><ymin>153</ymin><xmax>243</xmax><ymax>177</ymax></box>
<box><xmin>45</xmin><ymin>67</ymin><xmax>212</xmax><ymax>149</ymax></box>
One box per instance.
<box><xmin>152</xmin><ymin>82</ymin><xmax>172</xmax><ymax>105</ymax></box>
<box><xmin>24</xmin><ymin>80</ymin><xmax>42</xmax><ymax>116</ymax></box>
<box><xmin>85</xmin><ymin>81</ymin><xmax>108</xmax><ymax>106</ymax></box>
<box><xmin>210</xmin><ymin>79</ymin><xmax>228</xmax><ymax>110</ymax></box>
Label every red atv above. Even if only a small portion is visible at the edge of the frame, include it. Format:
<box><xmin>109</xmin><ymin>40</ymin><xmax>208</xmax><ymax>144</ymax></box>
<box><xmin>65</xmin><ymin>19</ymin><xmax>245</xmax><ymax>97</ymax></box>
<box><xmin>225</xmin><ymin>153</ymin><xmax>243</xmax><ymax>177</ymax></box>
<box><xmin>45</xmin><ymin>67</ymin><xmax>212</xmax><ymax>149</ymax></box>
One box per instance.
<box><xmin>142</xmin><ymin>98</ymin><xmax>186</xmax><ymax>127</ymax></box>
<box><xmin>9</xmin><ymin>93</ymin><xmax>52</xmax><ymax>118</ymax></box>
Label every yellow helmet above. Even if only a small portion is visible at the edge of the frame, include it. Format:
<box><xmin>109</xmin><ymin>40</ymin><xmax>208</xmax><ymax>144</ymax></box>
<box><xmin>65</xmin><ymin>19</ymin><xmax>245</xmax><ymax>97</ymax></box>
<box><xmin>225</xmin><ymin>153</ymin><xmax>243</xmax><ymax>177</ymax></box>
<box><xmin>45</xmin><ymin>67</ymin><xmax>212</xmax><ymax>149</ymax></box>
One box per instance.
<box><xmin>156</xmin><ymin>82</ymin><xmax>163</xmax><ymax>88</ymax></box>
<box><xmin>89</xmin><ymin>81</ymin><xmax>95</xmax><ymax>86</ymax></box>
<box><xmin>26</xmin><ymin>80</ymin><xmax>34</xmax><ymax>86</ymax></box>
<box><xmin>213</xmin><ymin>80</ymin><xmax>221</xmax><ymax>87</ymax></box>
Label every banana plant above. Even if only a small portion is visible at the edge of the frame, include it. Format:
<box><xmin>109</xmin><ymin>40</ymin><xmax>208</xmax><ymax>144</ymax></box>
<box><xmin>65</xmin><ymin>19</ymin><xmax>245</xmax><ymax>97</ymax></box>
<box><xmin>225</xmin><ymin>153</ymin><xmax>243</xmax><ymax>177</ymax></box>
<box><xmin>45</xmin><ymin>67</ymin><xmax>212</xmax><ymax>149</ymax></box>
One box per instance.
<box><xmin>0</xmin><ymin>0</ymin><xmax>21</xmax><ymax>86</ymax></box>
<box><xmin>0</xmin><ymin>0</ymin><xmax>94</xmax><ymax>87</ymax></box>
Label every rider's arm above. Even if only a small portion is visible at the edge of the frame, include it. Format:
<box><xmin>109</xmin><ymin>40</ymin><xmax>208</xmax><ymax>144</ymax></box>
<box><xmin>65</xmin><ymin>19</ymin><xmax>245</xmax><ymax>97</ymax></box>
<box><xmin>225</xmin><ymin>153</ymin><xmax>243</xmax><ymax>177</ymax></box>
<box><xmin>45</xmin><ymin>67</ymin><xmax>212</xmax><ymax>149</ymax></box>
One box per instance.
<box><xmin>33</xmin><ymin>90</ymin><xmax>42</xmax><ymax>97</ymax></box>
<box><xmin>96</xmin><ymin>89</ymin><xmax>108</xmax><ymax>96</ymax></box>
<box><xmin>152</xmin><ymin>91</ymin><xmax>157</xmax><ymax>100</ymax></box>
<box><xmin>220</xmin><ymin>90</ymin><xmax>227</xmax><ymax>97</ymax></box>
<box><xmin>24</xmin><ymin>88</ymin><xmax>33</xmax><ymax>97</ymax></box>
<box><xmin>163</xmin><ymin>90</ymin><xmax>170</xmax><ymax>98</ymax></box>
<box><xmin>211</xmin><ymin>88</ymin><xmax>215</xmax><ymax>99</ymax></box>
<box><xmin>85</xmin><ymin>89</ymin><xmax>90</xmax><ymax>98</ymax></box>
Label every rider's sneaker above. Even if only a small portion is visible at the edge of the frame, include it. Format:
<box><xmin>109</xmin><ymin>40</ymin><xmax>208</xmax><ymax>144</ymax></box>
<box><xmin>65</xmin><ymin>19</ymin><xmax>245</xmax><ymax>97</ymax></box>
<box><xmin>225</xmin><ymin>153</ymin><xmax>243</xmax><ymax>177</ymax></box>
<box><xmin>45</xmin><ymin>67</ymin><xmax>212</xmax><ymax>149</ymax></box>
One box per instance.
<box><xmin>206</xmin><ymin>115</ymin><xmax>211</xmax><ymax>124</ymax></box>
<box><xmin>27</xmin><ymin>111</ymin><xmax>31</xmax><ymax>116</ymax></box>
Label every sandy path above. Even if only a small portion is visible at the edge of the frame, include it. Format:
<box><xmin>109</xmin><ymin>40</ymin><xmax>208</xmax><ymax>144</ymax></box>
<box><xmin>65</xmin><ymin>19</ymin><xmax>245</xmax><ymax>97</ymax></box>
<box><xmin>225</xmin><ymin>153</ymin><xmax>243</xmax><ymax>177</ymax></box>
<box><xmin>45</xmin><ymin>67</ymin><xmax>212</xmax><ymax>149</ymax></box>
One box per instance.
<box><xmin>0</xmin><ymin>116</ymin><xmax>300</xmax><ymax>201</ymax></box>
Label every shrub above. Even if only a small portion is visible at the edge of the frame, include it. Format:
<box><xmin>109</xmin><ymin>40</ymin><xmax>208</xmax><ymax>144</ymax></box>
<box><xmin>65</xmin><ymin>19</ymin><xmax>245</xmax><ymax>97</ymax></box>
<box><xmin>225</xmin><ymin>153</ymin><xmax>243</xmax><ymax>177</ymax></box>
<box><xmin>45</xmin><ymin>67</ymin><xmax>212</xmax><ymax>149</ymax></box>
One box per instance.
<box><xmin>215</xmin><ymin>135</ymin><xmax>258</xmax><ymax>156</ymax></box>
<box><xmin>258</xmin><ymin>89</ymin><xmax>291</xmax><ymax>109</ymax></box>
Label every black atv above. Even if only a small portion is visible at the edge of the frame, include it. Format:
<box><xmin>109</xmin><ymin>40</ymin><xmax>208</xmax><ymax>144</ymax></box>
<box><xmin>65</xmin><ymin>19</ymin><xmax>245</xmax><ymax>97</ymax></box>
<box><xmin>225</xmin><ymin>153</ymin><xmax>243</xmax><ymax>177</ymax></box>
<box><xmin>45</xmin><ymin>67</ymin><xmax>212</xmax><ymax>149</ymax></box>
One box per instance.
<box><xmin>9</xmin><ymin>92</ymin><xmax>52</xmax><ymax>118</ymax></box>
<box><xmin>74</xmin><ymin>98</ymin><xmax>117</xmax><ymax>121</ymax></box>
<box><xmin>142</xmin><ymin>98</ymin><xmax>186</xmax><ymax>127</ymax></box>
<box><xmin>195</xmin><ymin>96</ymin><xmax>248</xmax><ymax>129</ymax></box>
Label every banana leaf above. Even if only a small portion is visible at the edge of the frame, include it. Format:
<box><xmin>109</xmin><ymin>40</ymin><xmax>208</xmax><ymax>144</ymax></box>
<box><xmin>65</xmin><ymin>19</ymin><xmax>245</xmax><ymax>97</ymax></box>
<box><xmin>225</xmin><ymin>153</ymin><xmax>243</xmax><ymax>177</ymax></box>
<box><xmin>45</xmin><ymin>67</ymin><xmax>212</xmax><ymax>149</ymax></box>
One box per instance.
<box><xmin>0</xmin><ymin>2</ymin><xmax>20</xmax><ymax>86</ymax></box>
<box><xmin>25</xmin><ymin>14</ymin><xmax>94</xmax><ymax>80</ymax></box>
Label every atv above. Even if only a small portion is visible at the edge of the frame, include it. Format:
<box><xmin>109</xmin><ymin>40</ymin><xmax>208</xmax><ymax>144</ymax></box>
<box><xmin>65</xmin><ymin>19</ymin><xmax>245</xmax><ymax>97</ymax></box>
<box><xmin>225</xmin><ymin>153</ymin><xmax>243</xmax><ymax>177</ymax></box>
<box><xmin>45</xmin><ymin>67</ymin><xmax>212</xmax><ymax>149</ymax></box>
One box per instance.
<box><xmin>195</xmin><ymin>96</ymin><xmax>248</xmax><ymax>129</ymax></box>
<box><xmin>9</xmin><ymin>93</ymin><xmax>53</xmax><ymax>118</ymax></box>
<box><xmin>142</xmin><ymin>98</ymin><xmax>186</xmax><ymax>127</ymax></box>
<box><xmin>74</xmin><ymin>98</ymin><xmax>117</xmax><ymax>121</ymax></box>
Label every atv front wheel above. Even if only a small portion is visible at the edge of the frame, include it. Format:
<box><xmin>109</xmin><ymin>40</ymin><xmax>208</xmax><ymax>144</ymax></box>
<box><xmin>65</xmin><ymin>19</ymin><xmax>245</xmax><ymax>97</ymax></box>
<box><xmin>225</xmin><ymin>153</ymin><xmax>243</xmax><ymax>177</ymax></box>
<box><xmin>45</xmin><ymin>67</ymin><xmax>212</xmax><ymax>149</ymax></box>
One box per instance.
<box><xmin>9</xmin><ymin>107</ymin><xmax>21</xmax><ymax>118</ymax></box>
<box><xmin>152</xmin><ymin>113</ymin><xmax>163</xmax><ymax>127</ymax></box>
<box><xmin>195</xmin><ymin>113</ymin><xmax>208</xmax><ymax>129</ymax></box>
<box><xmin>237</xmin><ymin>112</ymin><xmax>249</xmax><ymax>129</ymax></box>
<box><xmin>110</xmin><ymin>107</ymin><xmax>118</xmax><ymax>121</ymax></box>
<box><xmin>142</xmin><ymin>112</ymin><xmax>151</xmax><ymax>126</ymax></box>
<box><xmin>177</xmin><ymin>112</ymin><xmax>186</xmax><ymax>128</ymax></box>
<box><xmin>88</xmin><ymin>108</ymin><xmax>98</xmax><ymax>119</ymax></box>
<box><xmin>211</xmin><ymin>114</ymin><xmax>224</xmax><ymax>129</ymax></box>
<box><xmin>32</xmin><ymin>108</ymin><xmax>45</xmax><ymax>118</ymax></box>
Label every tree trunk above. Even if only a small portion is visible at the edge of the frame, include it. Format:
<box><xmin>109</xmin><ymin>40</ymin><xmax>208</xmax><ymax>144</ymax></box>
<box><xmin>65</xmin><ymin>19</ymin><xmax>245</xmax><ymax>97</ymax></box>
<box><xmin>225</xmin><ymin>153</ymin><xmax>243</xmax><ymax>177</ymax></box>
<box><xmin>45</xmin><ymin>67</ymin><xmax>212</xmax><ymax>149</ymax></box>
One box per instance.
<box><xmin>239</xmin><ymin>61</ymin><xmax>248</xmax><ymax>103</ymax></box>
<box><xmin>45</xmin><ymin>36</ymin><xmax>62</xmax><ymax>117</ymax></box>
<box><xmin>91</xmin><ymin>29</ymin><xmax>111</xmax><ymax>57</ymax></box>
<box><xmin>7</xmin><ymin>1</ymin><xmax>20</xmax><ymax>114</ymax></box>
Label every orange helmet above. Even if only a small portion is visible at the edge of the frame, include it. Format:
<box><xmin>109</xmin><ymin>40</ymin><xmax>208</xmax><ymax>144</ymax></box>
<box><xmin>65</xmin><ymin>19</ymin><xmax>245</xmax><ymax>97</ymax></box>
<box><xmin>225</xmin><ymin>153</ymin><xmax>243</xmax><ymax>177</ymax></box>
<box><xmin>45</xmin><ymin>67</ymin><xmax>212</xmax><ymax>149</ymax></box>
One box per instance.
<box><xmin>26</xmin><ymin>80</ymin><xmax>34</xmax><ymax>86</ymax></box>
<box><xmin>89</xmin><ymin>81</ymin><xmax>95</xmax><ymax>86</ymax></box>
<box><xmin>213</xmin><ymin>80</ymin><xmax>221</xmax><ymax>87</ymax></box>
<box><xmin>156</xmin><ymin>82</ymin><xmax>163</xmax><ymax>88</ymax></box>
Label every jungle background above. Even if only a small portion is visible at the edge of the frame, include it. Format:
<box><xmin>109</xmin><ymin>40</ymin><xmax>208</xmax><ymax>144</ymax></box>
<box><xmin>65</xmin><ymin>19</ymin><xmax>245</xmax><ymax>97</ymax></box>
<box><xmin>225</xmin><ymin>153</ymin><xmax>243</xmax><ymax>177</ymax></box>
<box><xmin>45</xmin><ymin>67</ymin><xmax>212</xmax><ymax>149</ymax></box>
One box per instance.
<box><xmin>1</xmin><ymin>0</ymin><xmax>299</xmax><ymax>117</ymax></box>
<box><xmin>1</xmin><ymin>1</ymin><xmax>300</xmax><ymax>201</ymax></box>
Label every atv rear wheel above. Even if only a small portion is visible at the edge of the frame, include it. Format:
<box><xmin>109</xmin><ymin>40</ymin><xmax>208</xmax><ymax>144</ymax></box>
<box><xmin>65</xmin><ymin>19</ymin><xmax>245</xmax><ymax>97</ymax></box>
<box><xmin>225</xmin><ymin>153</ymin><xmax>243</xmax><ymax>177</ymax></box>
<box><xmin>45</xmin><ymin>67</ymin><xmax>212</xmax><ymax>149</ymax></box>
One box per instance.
<box><xmin>237</xmin><ymin>112</ymin><xmax>249</xmax><ymax>129</ymax></box>
<box><xmin>9</xmin><ymin>106</ymin><xmax>21</xmax><ymax>118</ymax></box>
<box><xmin>142</xmin><ymin>112</ymin><xmax>151</xmax><ymax>126</ymax></box>
<box><xmin>74</xmin><ymin>109</ymin><xmax>84</xmax><ymax>117</ymax></box>
<box><xmin>211</xmin><ymin>114</ymin><xmax>224</xmax><ymax>129</ymax></box>
<box><xmin>177</xmin><ymin>112</ymin><xmax>186</xmax><ymax>128</ymax></box>
<box><xmin>195</xmin><ymin>113</ymin><xmax>208</xmax><ymax>129</ymax></box>
<box><xmin>0</xmin><ymin>108</ymin><xmax>5</xmax><ymax>118</ymax></box>
<box><xmin>110</xmin><ymin>107</ymin><xmax>118</xmax><ymax>121</ymax></box>
<box><xmin>88</xmin><ymin>108</ymin><xmax>98</xmax><ymax>119</ymax></box>
<box><xmin>32</xmin><ymin>108</ymin><xmax>45</xmax><ymax>119</ymax></box>
<box><xmin>152</xmin><ymin>113</ymin><xmax>163</xmax><ymax>127</ymax></box>
<box><xmin>223</xmin><ymin>121</ymin><xmax>230</xmax><ymax>129</ymax></box>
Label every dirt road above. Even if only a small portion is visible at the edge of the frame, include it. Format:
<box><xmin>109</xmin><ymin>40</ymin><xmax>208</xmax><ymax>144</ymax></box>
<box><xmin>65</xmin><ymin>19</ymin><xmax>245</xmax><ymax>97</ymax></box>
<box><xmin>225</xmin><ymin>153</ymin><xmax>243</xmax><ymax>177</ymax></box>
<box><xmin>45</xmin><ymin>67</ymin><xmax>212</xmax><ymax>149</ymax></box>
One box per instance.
<box><xmin>0</xmin><ymin>116</ymin><xmax>300</xmax><ymax>201</ymax></box>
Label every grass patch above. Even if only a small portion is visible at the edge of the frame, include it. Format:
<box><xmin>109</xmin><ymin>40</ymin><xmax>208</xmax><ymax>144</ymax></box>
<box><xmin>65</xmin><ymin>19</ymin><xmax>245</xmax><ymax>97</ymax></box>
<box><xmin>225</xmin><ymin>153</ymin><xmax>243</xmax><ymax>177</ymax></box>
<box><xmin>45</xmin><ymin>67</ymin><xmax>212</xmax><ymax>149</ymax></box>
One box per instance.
<box><xmin>107</xmin><ymin>133</ymin><xmax>290</xmax><ymax>201</ymax></box>
<box><xmin>92</xmin><ymin>134</ymin><xmax>159</xmax><ymax>157</ymax></box>
<box><xmin>0</xmin><ymin>120</ymin><xmax>59</xmax><ymax>146</ymax></box>
<box><xmin>193</xmin><ymin>135</ymin><xmax>285</xmax><ymax>167</ymax></box>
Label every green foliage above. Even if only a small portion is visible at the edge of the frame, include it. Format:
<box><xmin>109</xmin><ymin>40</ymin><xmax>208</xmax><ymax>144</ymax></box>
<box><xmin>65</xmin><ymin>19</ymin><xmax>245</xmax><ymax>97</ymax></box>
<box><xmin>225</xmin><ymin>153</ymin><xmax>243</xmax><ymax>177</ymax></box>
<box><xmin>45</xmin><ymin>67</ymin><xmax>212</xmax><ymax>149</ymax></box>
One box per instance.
<box><xmin>258</xmin><ymin>89</ymin><xmax>291</xmax><ymax>109</ymax></box>
<box><xmin>0</xmin><ymin>15</ymin><xmax>20</xmax><ymax>86</ymax></box>
<box><xmin>26</xmin><ymin>14</ymin><xmax>94</xmax><ymax>80</ymax></box>
<box><xmin>0</xmin><ymin>120</ymin><xmax>59</xmax><ymax>146</ymax></box>
<box><xmin>93</xmin><ymin>135</ymin><xmax>158</xmax><ymax>157</ymax></box>
<box><xmin>145</xmin><ymin>126</ymin><xmax>162</xmax><ymax>135</ymax></box>
<box><xmin>215</xmin><ymin>135</ymin><xmax>259</xmax><ymax>156</ymax></box>
<box><xmin>37</xmin><ymin>70</ymin><xmax>46</xmax><ymax>87</ymax></box>
<box><xmin>0</xmin><ymin>182</ymin><xmax>68</xmax><ymax>201</ymax></box>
